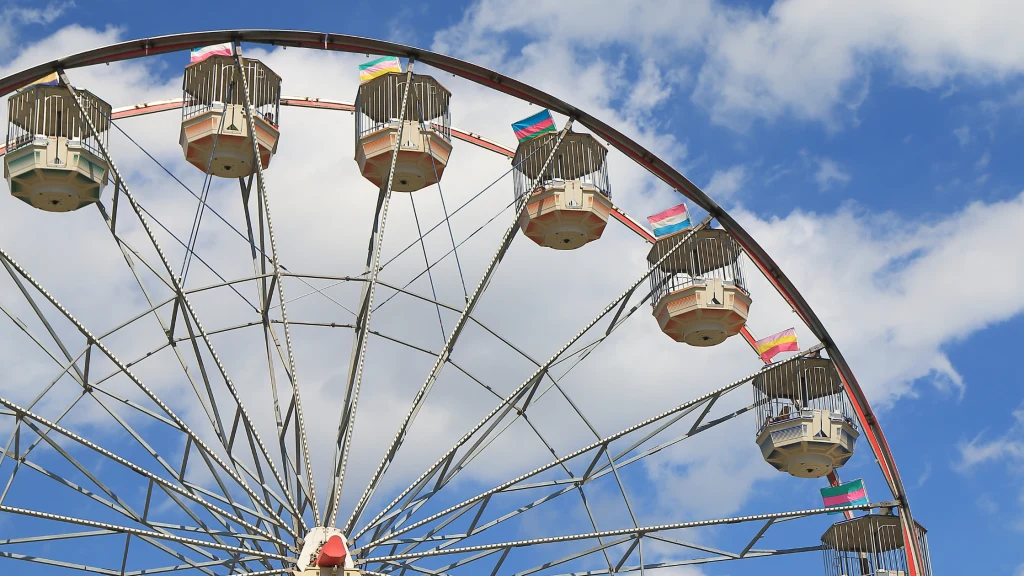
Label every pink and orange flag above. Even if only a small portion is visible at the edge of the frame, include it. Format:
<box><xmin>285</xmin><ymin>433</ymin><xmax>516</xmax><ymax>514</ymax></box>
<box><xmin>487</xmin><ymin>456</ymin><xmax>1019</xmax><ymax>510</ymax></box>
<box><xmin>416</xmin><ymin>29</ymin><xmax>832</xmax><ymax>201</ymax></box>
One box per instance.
<box><xmin>754</xmin><ymin>328</ymin><xmax>798</xmax><ymax>363</ymax></box>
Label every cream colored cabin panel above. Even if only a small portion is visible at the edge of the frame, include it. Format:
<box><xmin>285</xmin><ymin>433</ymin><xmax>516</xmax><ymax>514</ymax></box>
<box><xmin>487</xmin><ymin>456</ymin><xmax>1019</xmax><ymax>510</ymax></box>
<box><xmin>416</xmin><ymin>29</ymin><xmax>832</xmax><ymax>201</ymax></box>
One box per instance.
<box><xmin>651</xmin><ymin>278</ymin><xmax>750</xmax><ymax>346</ymax></box>
<box><xmin>5</xmin><ymin>138</ymin><xmax>108</xmax><ymax>212</ymax></box>
<box><xmin>756</xmin><ymin>408</ymin><xmax>859</xmax><ymax>478</ymax></box>
<box><xmin>356</xmin><ymin>121</ymin><xmax>451</xmax><ymax>192</ymax></box>
<box><xmin>518</xmin><ymin>182</ymin><xmax>612</xmax><ymax>250</ymax></box>
<box><xmin>180</xmin><ymin>105</ymin><xmax>280</xmax><ymax>178</ymax></box>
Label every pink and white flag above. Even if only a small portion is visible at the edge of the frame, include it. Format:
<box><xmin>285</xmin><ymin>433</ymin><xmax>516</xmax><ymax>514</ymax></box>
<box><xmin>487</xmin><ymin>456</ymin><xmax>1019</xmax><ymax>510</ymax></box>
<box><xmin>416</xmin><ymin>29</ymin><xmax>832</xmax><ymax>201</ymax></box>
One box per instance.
<box><xmin>191</xmin><ymin>43</ymin><xmax>233</xmax><ymax>63</ymax></box>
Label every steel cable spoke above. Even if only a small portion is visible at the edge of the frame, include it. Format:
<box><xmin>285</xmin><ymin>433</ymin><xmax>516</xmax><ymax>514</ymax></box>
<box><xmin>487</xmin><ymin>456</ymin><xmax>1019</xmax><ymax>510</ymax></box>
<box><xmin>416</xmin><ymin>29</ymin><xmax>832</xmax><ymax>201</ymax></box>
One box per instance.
<box><xmin>358</xmin><ymin>342</ymin><xmax>821</xmax><ymax>552</ymax></box>
<box><xmin>325</xmin><ymin>60</ymin><xmax>417</xmax><ymax>528</ymax></box>
<box><xmin>232</xmin><ymin>46</ymin><xmax>318</xmax><ymax>530</ymax></box>
<box><xmin>59</xmin><ymin>69</ymin><xmax>304</xmax><ymax>535</ymax></box>
<box><xmin>344</xmin><ymin>118</ymin><xmax>576</xmax><ymax>537</ymax></box>
<box><xmin>358</xmin><ymin>501</ymin><xmax>884</xmax><ymax>565</ymax></box>
<box><xmin>352</xmin><ymin>214</ymin><xmax>707</xmax><ymax>545</ymax></box>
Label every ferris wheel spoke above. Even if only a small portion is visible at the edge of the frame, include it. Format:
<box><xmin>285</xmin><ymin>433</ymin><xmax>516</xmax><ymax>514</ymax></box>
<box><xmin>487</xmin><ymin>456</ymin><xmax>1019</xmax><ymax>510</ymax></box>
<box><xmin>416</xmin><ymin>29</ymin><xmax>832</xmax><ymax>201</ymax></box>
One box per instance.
<box><xmin>380</xmin><ymin>545</ymin><xmax>504</xmax><ymax>576</ymax></box>
<box><xmin>0</xmin><ymin>551</ymin><xmax>124</xmax><ymax>576</ymax></box>
<box><xmin>371</xmin><ymin>195</ymin><xmax>515</xmax><ymax>315</ymax></box>
<box><xmin>344</xmin><ymin>118</ymin><xmax>577</xmax><ymax>537</ymax></box>
<box><xmin>359</xmin><ymin>501</ymin><xmax>880</xmax><ymax>568</ymax></box>
<box><xmin>106</xmin><ymin>103</ymin><xmax>365</xmax><ymax>322</ymax></box>
<box><xmin>0</xmin><ymin>438</ymin><xmax>234</xmax><ymax>576</ymax></box>
<box><xmin>0</xmin><ymin>245</ymin><xmax>298</xmax><ymax>542</ymax></box>
<box><xmin>96</xmin><ymin>200</ymin><xmax>270</xmax><ymax>512</ymax></box>
<box><xmin>375</xmin><ymin>303</ymin><xmax>716</xmax><ymax>542</ymax></box>
<box><xmin>57</xmin><ymin>71</ymin><xmax>310</xmax><ymax>537</ymax></box>
<box><xmin>0</xmin><ymin>396</ymin><xmax>288</xmax><ymax>551</ymax></box>
<box><xmin>542</xmin><ymin>544</ymin><xmax>823</xmax><ymax>576</ymax></box>
<box><xmin>359</xmin><ymin>342</ymin><xmax>819</xmax><ymax>554</ymax></box>
<box><xmin>0</xmin><ymin>503</ymin><xmax>294</xmax><ymax>560</ymax></box>
<box><xmin>118</xmin><ymin>554</ymin><xmax>271</xmax><ymax>576</ymax></box>
<box><xmin>352</xmin><ymin>215</ymin><xmax>711</xmax><ymax>546</ymax></box>
<box><xmin>324</xmin><ymin>61</ymin><xmax>418</xmax><ymax>529</ymax></box>
<box><xmin>378</xmin><ymin>396</ymin><xmax>615</xmax><ymax>568</ymax></box>
<box><xmin>238</xmin><ymin>175</ymin><xmax>315</xmax><ymax>527</ymax></box>
<box><xmin>232</xmin><ymin>50</ymin><xmax>320</xmax><ymax>530</ymax></box>
<box><xmin>373</xmin><ymin>134</ymin><xmax>555</xmax><ymax>316</ymax></box>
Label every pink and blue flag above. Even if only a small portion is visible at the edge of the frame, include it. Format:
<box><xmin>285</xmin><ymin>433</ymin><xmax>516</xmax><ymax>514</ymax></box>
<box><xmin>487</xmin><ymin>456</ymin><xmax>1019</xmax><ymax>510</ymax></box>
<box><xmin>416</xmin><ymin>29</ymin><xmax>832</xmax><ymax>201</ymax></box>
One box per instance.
<box><xmin>191</xmin><ymin>43</ymin><xmax>233</xmax><ymax>63</ymax></box>
<box><xmin>512</xmin><ymin>110</ymin><xmax>556</xmax><ymax>143</ymax></box>
<box><xmin>647</xmin><ymin>202</ymin><xmax>692</xmax><ymax>238</ymax></box>
<box><xmin>820</xmin><ymin>479</ymin><xmax>869</xmax><ymax>514</ymax></box>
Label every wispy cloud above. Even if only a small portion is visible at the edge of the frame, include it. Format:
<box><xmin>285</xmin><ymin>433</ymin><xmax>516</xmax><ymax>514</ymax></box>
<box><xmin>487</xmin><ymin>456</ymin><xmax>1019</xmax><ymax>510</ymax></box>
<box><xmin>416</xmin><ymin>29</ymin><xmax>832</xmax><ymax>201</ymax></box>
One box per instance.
<box><xmin>0</xmin><ymin>2</ymin><xmax>72</xmax><ymax>53</ymax></box>
<box><xmin>814</xmin><ymin>157</ymin><xmax>851</xmax><ymax>192</ymax></box>
<box><xmin>955</xmin><ymin>404</ymin><xmax>1024</xmax><ymax>471</ymax></box>
<box><xmin>954</xmin><ymin>124</ymin><xmax>973</xmax><ymax>148</ymax></box>
<box><xmin>704</xmin><ymin>164</ymin><xmax>747</xmax><ymax>200</ymax></box>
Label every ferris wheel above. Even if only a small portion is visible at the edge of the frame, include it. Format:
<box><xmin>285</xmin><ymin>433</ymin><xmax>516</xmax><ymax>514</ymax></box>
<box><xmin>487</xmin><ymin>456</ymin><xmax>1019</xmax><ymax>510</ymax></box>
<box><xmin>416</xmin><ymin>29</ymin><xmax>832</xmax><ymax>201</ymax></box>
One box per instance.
<box><xmin>0</xmin><ymin>31</ymin><xmax>934</xmax><ymax>576</ymax></box>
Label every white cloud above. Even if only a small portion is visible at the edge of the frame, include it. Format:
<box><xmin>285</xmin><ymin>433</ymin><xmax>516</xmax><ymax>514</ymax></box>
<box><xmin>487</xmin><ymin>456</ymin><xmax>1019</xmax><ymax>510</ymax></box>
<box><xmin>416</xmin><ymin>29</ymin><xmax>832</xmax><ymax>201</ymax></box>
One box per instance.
<box><xmin>956</xmin><ymin>403</ymin><xmax>1024</xmax><ymax>471</ymax></box>
<box><xmin>813</xmin><ymin>157</ymin><xmax>851</xmax><ymax>191</ymax></box>
<box><xmin>957</xmin><ymin>435</ymin><xmax>1024</xmax><ymax>470</ymax></box>
<box><xmin>704</xmin><ymin>164</ymin><xmax>747</xmax><ymax>200</ymax></box>
<box><xmin>440</xmin><ymin>0</ymin><xmax>1024</xmax><ymax>128</ymax></box>
<box><xmin>0</xmin><ymin>2</ymin><xmax>72</xmax><ymax>53</ymax></box>
<box><xmin>976</xmin><ymin>150</ymin><xmax>992</xmax><ymax>170</ymax></box>
<box><xmin>954</xmin><ymin>125</ymin><xmax>974</xmax><ymax>148</ymax></box>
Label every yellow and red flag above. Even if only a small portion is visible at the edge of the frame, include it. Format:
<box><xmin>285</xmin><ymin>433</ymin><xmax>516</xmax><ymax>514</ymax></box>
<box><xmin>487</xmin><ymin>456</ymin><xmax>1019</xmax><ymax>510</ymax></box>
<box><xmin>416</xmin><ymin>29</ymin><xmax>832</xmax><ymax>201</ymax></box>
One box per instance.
<box><xmin>755</xmin><ymin>328</ymin><xmax>798</xmax><ymax>363</ymax></box>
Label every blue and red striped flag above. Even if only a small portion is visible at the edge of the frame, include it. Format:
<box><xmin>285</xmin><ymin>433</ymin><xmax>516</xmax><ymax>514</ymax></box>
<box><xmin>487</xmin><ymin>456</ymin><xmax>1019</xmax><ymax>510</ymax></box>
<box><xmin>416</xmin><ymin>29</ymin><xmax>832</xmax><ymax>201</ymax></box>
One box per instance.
<box><xmin>512</xmin><ymin>110</ymin><xmax>557</xmax><ymax>143</ymax></box>
<box><xmin>647</xmin><ymin>202</ymin><xmax>692</xmax><ymax>238</ymax></box>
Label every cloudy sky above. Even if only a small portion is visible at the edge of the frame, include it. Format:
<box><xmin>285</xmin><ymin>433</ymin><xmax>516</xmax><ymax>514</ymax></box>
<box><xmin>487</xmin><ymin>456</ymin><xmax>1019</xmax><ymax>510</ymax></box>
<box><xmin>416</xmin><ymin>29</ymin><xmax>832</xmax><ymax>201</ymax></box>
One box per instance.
<box><xmin>0</xmin><ymin>1</ymin><xmax>1022</xmax><ymax>575</ymax></box>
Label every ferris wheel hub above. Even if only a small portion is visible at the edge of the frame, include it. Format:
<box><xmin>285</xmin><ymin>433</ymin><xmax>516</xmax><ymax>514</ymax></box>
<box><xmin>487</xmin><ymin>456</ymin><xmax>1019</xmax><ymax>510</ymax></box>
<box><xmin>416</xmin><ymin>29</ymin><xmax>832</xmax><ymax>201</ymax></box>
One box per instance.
<box><xmin>295</xmin><ymin>527</ymin><xmax>357</xmax><ymax>575</ymax></box>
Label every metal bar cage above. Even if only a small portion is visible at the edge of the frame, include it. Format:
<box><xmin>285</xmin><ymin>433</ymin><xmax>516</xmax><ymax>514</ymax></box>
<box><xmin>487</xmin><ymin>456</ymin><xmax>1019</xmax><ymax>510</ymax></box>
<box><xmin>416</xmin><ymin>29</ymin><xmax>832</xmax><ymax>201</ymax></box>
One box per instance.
<box><xmin>6</xmin><ymin>85</ymin><xmax>111</xmax><ymax>160</ymax></box>
<box><xmin>354</xmin><ymin>73</ymin><xmax>452</xmax><ymax>141</ymax></box>
<box><xmin>181</xmin><ymin>56</ymin><xmax>282</xmax><ymax>126</ymax></box>
<box><xmin>646</xmin><ymin>229</ymin><xmax>746</xmax><ymax>305</ymax></box>
<box><xmin>752</xmin><ymin>356</ymin><xmax>856</xmax><ymax>433</ymax></box>
<box><xmin>512</xmin><ymin>132</ymin><xmax>611</xmax><ymax>207</ymax></box>
<box><xmin>821</xmin><ymin>515</ymin><xmax>932</xmax><ymax>576</ymax></box>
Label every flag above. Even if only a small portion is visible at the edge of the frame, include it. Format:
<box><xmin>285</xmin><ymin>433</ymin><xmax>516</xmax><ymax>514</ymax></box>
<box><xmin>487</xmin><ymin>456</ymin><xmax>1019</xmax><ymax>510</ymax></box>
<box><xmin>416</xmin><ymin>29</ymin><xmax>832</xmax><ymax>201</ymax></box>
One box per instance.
<box><xmin>360</xmin><ymin>56</ymin><xmax>402</xmax><ymax>84</ymax></box>
<box><xmin>512</xmin><ymin>110</ymin><xmax>556</xmax><ymax>143</ymax></box>
<box><xmin>25</xmin><ymin>72</ymin><xmax>60</xmax><ymax>88</ymax></box>
<box><xmin>754</xmin><ymin>328</ymin><xmax>799</xmax><ymax>363</ymax></box>
<box><xmin>821</xmin><ymin>479</ymin><xmax>869</xmax><ymax>514</ymax></box>
<box><xmin>647</xmin><ymin>202</ymin><xmax>691</xmax><ymax>238</ymax></box>
<box><xmin>191</xmin><ymin>43</ymin><xmax>234</xmax><ymax>63</ymax></box>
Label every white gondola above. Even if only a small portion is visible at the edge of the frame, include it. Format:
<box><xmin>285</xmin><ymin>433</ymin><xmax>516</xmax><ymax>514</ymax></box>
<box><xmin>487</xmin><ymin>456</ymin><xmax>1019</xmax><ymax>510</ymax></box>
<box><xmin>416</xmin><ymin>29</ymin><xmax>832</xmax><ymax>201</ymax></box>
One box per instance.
<box><xmin>5</xmin><ymin>81</ymin><xmax>110</xmax><ymax>212</ymax></box>
<box><xmin>513</xmin><ymin>132</ymin><xmax>612</xmax><ymax>250</ymax></box>
<box><xmin>355</xmin><ymin>72</ymin><xmax>452</xmax><ymax>192</ymax></box>
<box><xmin>822</xmin><ymin>513</ymin><xmax>933</xmax><ymax>576</ymax></box>
<box><xmin>647</xmin><ymin>228</ymin><xmax>751</xmax><ymax>345</ymax></box>
<box><xmin>180</xmin><ymin>55</ymin><xmax>281</xmax><ymax>177</ymax></box>
<box><xmin>754</xmin><ymin>355</ymin><xmax>859</xmax><ymax>478</ymax></box>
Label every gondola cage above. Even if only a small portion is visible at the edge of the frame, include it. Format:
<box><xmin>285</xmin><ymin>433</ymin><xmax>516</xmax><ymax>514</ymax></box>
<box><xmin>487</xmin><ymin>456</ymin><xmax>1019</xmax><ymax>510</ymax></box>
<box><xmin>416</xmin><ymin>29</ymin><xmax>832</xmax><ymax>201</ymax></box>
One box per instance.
<box><xmin>822</xmin><ymin>514</ymin><xmax>933</xmax><ymax>576</ymax></box>
<box><xmin>647</xmin><ymin>228</ymin><xmax>751</xmax><ymax>345</ymax></box>
<box><xmin>4</xmin><ymin>78</ymin><xmax>111</xmax><ymax>212</ymax></box>
<box><xmin>180</xmin><ymin>54</ymin><xmax>281</xmax><ymax>177</ymax></box>
<box><xmin>754</xmin><ymin>356</ymin><xmax>859</xmax><ymax>478</ymax></box>
<box><xmin>355</xmin><ymin>71</ymin><xmax>452</xmax><ymax>192</ymax></box>
<box><xmin>513</xmin><ymin>132</ymin><xmax>612</xmax><ymax>250</ymax></box>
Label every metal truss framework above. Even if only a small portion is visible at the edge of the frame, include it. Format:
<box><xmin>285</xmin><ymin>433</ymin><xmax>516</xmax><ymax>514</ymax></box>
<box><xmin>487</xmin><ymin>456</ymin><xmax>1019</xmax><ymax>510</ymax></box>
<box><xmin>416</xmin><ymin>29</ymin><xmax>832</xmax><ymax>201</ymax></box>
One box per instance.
<box><xmin>0</xmin><ymin>30</ymin><xmax>924</xmax><ymax>576</ymax></box>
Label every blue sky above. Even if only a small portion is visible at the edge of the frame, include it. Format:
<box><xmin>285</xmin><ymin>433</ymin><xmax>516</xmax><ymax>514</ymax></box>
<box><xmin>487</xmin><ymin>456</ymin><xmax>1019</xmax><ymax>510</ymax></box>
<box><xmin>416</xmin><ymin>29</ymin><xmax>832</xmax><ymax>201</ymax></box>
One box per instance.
<box><xmin>1</xmin><ymin>1</ymin><xmax>1023</xmax><ymax>575</ymax></box>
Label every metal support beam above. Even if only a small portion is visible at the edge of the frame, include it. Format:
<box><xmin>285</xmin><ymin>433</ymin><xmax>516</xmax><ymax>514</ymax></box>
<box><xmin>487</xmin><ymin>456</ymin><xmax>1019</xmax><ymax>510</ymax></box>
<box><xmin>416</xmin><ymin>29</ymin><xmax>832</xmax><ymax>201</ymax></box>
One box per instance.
<box><xmin>325</xmin><ymin>59</ymin><xmax>416</xmax><ymax>528</ymax></box>
<box><xmin>344</xmin><ymin>118</ymin><xmax>576</xmax><ymax>536</ymax></box>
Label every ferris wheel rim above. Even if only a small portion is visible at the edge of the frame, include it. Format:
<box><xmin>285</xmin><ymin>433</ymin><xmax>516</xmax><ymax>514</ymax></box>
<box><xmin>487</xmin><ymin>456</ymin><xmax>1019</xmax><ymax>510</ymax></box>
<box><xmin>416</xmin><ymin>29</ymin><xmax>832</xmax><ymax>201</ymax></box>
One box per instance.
<box><xmin>0</xmin><ymin>30</ymin><xmax>924</xmax><ymax>574</ymax></box>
